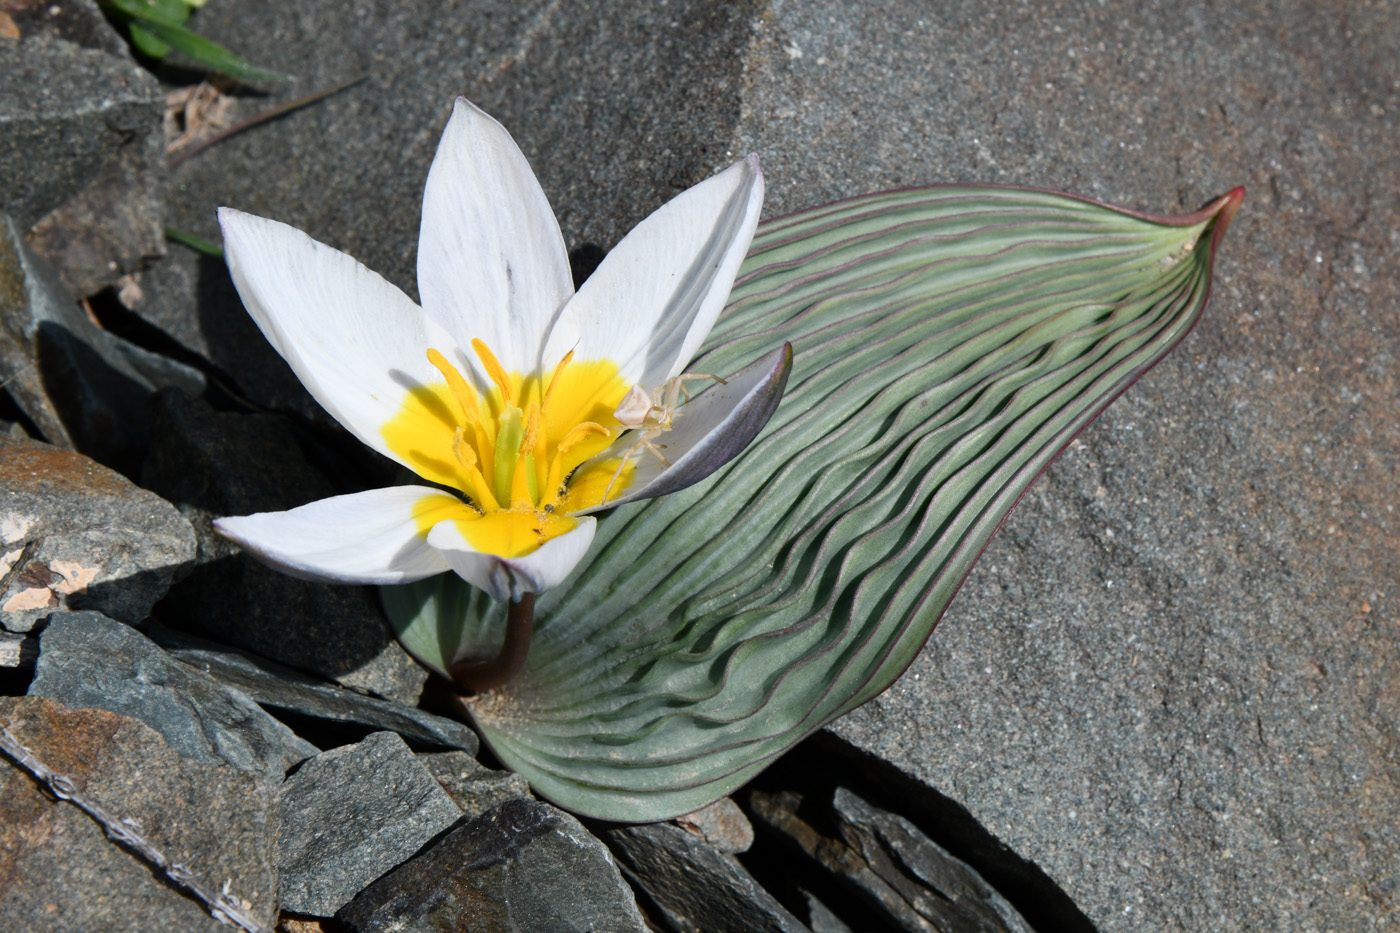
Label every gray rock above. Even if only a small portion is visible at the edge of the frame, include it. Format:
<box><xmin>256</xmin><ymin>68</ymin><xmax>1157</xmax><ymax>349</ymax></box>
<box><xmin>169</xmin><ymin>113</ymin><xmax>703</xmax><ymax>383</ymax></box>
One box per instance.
<box><xmin>0</xmin><ymin>695</ymin><xmax>279</xmax><ymax>932</ymax></box>
<box><xmin>148</xmin><ymin>623</ymin><xmax>479</xmax><ymax>755</ymax></box>
<box><xmin>0</xmin><ymin>31</ymin><xmax>159</xmax><ymax>232</ymax></box>
<box><xmin>0</xmin><ymin>214</ymin><xmax>205</xmax><ymax>473</ymax></box>
<box><xmin>337</xmin><ymin>796</ymin><xmax>647</xmax><ymax>933</ymax></box>
<box><xmin>141</xmin><ymin>388</ymin><xmax>428</xmax><ymax>703</ymax></box>
<box><xmin>418</xmin><ymin>750</ymin><xmax>528</xmax><ymax>819</ymax></box>
<box><xmin>2</xmin><ymin>16</ymin><xmax>165</xmax><ymax>297</ymax></box>
<box><xmin>674</xmin><ymin>796</ymin><xmax>754</xmax><ymax>855</ymax></box>
<box><xmin>604</xmin><ymin>820</ymin><xmax>810</xmax><ymax>933</ymax></box>
<box><xmin>277</xmin><ymin>731</ymin><xmax>463</xmax><ymax>917</ymax></box>
<box><xmin>29</xmin><ymin>611</ymin><xmax>317</xmax><ymax>780</ymax></box>
<box><xmin>5</xmin><ymin>0</ymin><xmax>131</xmax><ymax>58</ymax></box>
<box><xmin>0</xmin><ymin>433</ymin><xmax>196</xmax><ymax>632</ymax></box>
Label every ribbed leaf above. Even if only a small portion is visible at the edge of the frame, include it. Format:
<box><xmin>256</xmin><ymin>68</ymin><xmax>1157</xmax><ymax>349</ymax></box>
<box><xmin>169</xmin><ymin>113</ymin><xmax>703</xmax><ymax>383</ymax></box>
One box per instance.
<box><xmin>385</xmin><ymin>185</ymin><xmax>1243</xmax><ymax>821</ymax></box>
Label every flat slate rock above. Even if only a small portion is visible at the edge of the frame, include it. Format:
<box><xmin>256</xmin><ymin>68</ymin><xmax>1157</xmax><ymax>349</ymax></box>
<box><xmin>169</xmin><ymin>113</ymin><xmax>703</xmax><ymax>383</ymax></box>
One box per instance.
<box><xmin>338</xmin><ymin>797</ymin><xmax>647</xmax><ymax>933</ymax></box>
<box><xmin>0</xmin><ymin>433</ymin><xmax>195</xmax><ymax>631</ymax></box>
<box><xmin>149</xmin><ymin>623</ymin><xmax>479</xmax><ymax>755</ymax></box>
<box><xmin>604</xmin><ymin>820</ymin><xmax>810</xmax><ymax>933</ymax></box>
<box><xmin>29</xmin><ymin>610</ymin><xmax>316</xmax><ymax>781</ymax></box>
<box><xmin>418</xmin><ymin>750</ymin><xmax>529</xmax><ymax>819</ymax></box>
<box><xmin>141</xmin><ymin>389</ymin><xmax>427</xmax><ymax>703</ymax></box>
<box><xmin>277</xmin><ymin>731</ymin><xmax>463</xmax><ymax>917</ymax></box>
<box><xmin>0</xmin><ymin>695</ymin><xmax>279</xmax><ymax>933</ymax></box>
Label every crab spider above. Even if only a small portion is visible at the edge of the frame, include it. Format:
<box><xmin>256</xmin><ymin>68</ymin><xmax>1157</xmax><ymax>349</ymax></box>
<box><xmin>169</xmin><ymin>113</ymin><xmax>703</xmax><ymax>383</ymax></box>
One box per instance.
<box><xmin>602</xmin><ymin>372</ymin><xmax>728</xmax><ymax>502</ymax></box>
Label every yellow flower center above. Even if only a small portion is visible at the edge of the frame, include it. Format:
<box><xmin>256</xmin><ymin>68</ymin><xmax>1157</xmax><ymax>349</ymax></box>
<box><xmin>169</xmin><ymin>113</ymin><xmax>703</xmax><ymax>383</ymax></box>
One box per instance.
<box><xmin>382</xmin><ymin>340</ymin><xmax>637</xmax><ymax>557</ymax></box>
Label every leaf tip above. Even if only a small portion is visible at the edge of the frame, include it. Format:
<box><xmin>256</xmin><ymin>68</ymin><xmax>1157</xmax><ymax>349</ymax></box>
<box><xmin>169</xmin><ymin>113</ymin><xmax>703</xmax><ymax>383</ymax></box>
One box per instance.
<box><xmin>1207</xmin><ymin>186</ymin><xmax>1246</xmax><ymax>243</ymax></box>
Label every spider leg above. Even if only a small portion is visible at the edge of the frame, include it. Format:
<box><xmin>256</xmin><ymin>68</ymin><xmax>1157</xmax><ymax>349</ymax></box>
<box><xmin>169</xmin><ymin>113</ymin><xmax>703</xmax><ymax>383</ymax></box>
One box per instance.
<box><xmin>602</xmin><ymin>440</ymin><xmax>642</xmax><ymax>504</ymax></box>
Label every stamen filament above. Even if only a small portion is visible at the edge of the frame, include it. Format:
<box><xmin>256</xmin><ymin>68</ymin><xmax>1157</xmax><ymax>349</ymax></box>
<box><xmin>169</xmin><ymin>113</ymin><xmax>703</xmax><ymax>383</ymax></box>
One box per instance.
<box><xmin>472</xmin><ymin>338</ymin><xmax>514</xmax><ymax>403</ymax></box>
<box><xmin>542</xmin><ymin>349</ymin><xmax>574</xmax><ymax>414</ymax></box>
<box><xmin>558</xmin><ymin>421</ymin><xmax>611</xmax><ymax>453</ymax></box>
<box><xmin>426</xmin><ymin>348</ymin><xmax>482</xmax><ymax>425</ymax></box>
<box><xmin>452</xmin><ymin>427</ymin><xmax>499</xmax><ymax>511</ymax></box>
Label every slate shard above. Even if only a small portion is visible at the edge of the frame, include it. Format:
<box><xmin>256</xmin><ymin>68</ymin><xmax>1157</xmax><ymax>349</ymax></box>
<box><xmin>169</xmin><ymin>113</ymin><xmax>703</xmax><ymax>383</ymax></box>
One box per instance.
<box><xmin>604</xmin><ymin>820</ymin><xmax>810</xmax><ymax>933</ymax></box>
<box><xmin>749</xmin><ymin>788</ymin><xmax>1034</xmax><ymax>933</ymax></box>
<box><xmin>338</xmin><ymin>797</ymin><xmax>647</xmax><ymax>933</ymax></box>
<box><xmin>277</xmin><ymin>731</ymin><xmax>463</xmax><ymax>917</ymax></box>
<box><xmin>29</xmin><ymin>611</ymin><xmax>316</xmax><ymax>781</ymax></box>
<box><xmin>418</xmin><ymin>750</ymin><xmax>530</xmax><ymax>819</ymax></box>
<box><xmin>0</xmin><ymin>217</ymin><xmax>205</xmax><ymax>475</ymax></box>
<box><xmin>148</xmin><ymin>623</ymin><xmax>479</xmax><ymax>755</ymax></box>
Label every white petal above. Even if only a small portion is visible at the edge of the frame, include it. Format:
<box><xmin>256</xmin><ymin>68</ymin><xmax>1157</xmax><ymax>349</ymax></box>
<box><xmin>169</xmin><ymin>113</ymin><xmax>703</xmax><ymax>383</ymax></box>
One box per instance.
<box><xmin>213</xmin><ymin>486</ymin><xmax>459</xmax><ymax>584</ymax></box>
<box><xmin>426</xmin><ymin>517</ymin><xmax>597</xmax><ymax>602</ymax></box>
<box><xmin>574</xmin><ymin>343</ymin><xmax>791</xmax><ymax>514</ymax></box>
<box><xmin>417</xmin><ymin>97</ymin><xmax>574</xmax><ymax>376</ymax></box>
<box><xmin>219</xmin><ymin>208</ymin><xmax>457</xmax><ymax>468</ymax></box>
<box><xmin>543</xmin><ymin>155</ymin><xmax>764</xmax><ymax>387</ymax></box>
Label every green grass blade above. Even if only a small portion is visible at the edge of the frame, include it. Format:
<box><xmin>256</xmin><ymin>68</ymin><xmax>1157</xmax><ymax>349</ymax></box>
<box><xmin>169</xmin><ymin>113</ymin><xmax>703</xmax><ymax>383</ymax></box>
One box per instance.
<box><xmin>102</xmin><ymin>0</ymin><xmax>286</xmax><ymax>82</ymax></box>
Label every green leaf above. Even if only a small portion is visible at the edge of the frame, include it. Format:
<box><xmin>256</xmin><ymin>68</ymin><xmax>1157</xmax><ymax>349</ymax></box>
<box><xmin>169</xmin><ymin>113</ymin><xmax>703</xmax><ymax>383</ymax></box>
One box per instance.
<box><xmin>385</xmin><ymin>185</ymin><xmax>1244</xmax><ymax>821</ymax></box>
<box><xmin>102</xmin><ymin>0</ymin><xmax>285</xmax><ymax>82</ymax></box>
<box><xmin>127</xmin><ymin>22</ymin><xmax>171</xmax><ymax>59</ymax></box>
<box><xmin>163</xmin><ymin>226</ymin><xmax>224</xmax><ymax>259</ymax></box>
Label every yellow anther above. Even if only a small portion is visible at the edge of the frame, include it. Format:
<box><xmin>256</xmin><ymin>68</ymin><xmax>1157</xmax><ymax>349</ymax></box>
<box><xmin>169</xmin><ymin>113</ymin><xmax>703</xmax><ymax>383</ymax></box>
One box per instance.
<box><xmin>426</xmin><ymin>348</ymin><xmax>482</xmax><ymax>424</ymax></box>
<box><xmin>471</xmin><ymin>338</ymin><xmax>513</xmax><ymax>403</ymax></box>
<box><xmin>452</xmin><ymin>427</ymin><xmax>477</xmax><ymax>468</ymax></box>
<box><xmin>452</xmin><ymin>427</ymin><xmax>499</xmax><ymax>512</ymax></box>
<box><xmin>542</xmin><ymin>349</ymin><xmax>574</xmax><ymax>414</ymax></box>
<box><xmin>558</xmin><ymin>421</ymin><xmax>611</xmax><ymax>452</ymax></box>
<box><xmin>520</xmin><ymin>402</ymin><xmax>542</xmax><ymax>458</ymax></box>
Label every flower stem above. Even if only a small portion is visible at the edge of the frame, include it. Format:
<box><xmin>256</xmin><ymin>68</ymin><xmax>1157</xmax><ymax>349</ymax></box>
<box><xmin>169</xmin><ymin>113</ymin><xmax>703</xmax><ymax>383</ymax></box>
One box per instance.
<box><xmin>449</xmin><ymin>593</ymin><xmax>535</xmax><ymax>693</ymax></box>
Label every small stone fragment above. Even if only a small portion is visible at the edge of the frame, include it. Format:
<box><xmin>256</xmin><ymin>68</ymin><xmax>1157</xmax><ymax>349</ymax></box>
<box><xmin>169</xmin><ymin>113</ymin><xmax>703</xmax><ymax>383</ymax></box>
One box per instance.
<box><xmin>0</xmin><ymin>630</ymin><xmax>37</xmax><ymax>669</ymax></box>
<box><xmin>604</xmin><ymin>820</ymin><xmax>810</xmax><ymax>933</ymax></box>
<box><xmin>0</xmin><ymin>695</ymin><xmax>279</xmax><ymax>932</ymax></box>
<box><xmin>675</xmin><ymin>795</ymin><xmax>755</xmax><ymax>854</ymax></box>
<box><xmin>142</xmin><ymin>389</ymin><xmax>427</xmax><ymax>702</ymax></box>
<box><xmin>277</xmin><ymin>731</ymin><xmax>463</xmax><ymax>917</ymax></box>
<box><xmin>749</xmin><ymin>789</ymin><xmax>1034</xmax><ymax>933</ymax></box>
<box><xmin>0</xmin><ymin>433</ymin><xmax>195</xmax><ymax>632</ymax></box>
<box><xmin>832</xmin><ymin>788</ymin><xmax>1035</xmax><ymax>933</ymax></box>
<box><xmin>29</xmin><ymin>611</ymin><xmax>316</xmax><ymax>780</ymax></box>
<box><xmin>149</xmin><ymin>623</ymin><xmax>479</xmax><ymax>755</ymax></box>
<box><xmin>801</xmin><ymin>890</ymin><xmax>855</xmax><ymax>933</ymax></box>
<box><xmin>418</xmin><ymin>750</ymin><xmax>530</xmax><ymax>819</ymax></box>
<box><xmin>338</xmin><ymin>797</ymin><xmax>648</xmax><ymax>933</ymax></box>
